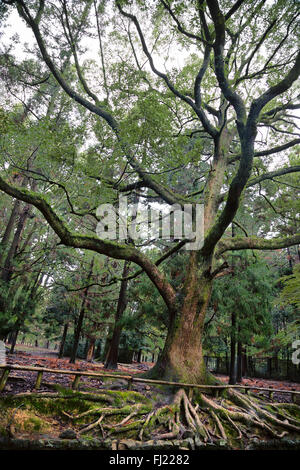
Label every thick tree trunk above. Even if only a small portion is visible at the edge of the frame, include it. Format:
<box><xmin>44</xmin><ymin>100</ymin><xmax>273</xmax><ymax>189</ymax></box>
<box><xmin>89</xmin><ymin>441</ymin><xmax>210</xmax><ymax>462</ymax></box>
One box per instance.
<box><xmin>147</xmin><ymin>254</ymin><xmax>217</xmax><ymax>384</ymax></box>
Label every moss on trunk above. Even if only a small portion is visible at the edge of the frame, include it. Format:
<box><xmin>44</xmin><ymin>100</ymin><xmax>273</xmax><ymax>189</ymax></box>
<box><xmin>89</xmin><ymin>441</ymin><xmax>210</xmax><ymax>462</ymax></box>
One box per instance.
<box><xmin>146</xmin><ymin>254</ymin><xmax>216</xmax><ymax>385</ymax></box>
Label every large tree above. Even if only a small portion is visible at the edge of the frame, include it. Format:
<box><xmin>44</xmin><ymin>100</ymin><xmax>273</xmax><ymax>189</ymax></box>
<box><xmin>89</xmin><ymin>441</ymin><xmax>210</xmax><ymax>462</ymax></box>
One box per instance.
<box><xmin>0</xmin><ymin>0</ymin><xmax>299</xmax><ymax>384</ymax></box>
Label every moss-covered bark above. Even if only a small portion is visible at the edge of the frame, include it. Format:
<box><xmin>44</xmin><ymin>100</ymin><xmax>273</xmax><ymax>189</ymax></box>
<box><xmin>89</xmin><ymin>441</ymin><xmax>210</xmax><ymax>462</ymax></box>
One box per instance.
<box><xmin>146</xmin><ymin>254</ymin><xmax>216</xmax><ymax>384</ymax></box>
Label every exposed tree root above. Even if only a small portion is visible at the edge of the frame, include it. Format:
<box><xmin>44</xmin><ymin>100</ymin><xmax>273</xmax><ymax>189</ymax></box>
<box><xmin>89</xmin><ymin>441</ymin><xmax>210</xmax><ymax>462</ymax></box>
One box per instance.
<box><xmin>209</xmin><ymin>410</ymin><xmax>227</xmax><ymax>440</ymax></box>
<box><xmin>3</xmin><ymin>387</ymin><xmax>300</xmax><ymax>449</ymax></box>
<box><xmin>268</xmin><ymin>403</ymin><xmax>300</xmax><ymax>413</ymax></box>
<box><xmin>227</xmin><ymin>389</ymin><xmax>300</xmax><ymax>434</ymax></box>
<box><xmin>65</xmin><ymin>403</ymin><xmax>148</xmax><ymax>435</ymax></box>
<box><xmin>64</xmin><ymin>387</ymin><xmax>300</xmax><ymax>447</ymax></box>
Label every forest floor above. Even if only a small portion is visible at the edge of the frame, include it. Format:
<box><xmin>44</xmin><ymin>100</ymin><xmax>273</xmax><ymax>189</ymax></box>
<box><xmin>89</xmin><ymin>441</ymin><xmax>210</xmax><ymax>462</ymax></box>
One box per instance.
<box><xmin>2</xmin><ymin>347</ymin><xmax>299</xmax><ymax>400</ymax></box>
<box><xmin>2</xmin><ymin>347</ymin><xmax>154</xmax><ymax>396</ymax></box>
<box><xmin>0</xmin><ymin>347</ymin><xmax>300</xmax><ymax>450</ymax></box>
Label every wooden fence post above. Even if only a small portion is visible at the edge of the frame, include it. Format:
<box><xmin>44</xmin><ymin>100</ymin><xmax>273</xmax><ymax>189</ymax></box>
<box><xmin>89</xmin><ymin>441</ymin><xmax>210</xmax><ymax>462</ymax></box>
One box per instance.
<box><xmin>127</xmin><ymin>377</ymin><xmax>133</xmax><ymax>390</ymax></box>
<box><xmin>292</xmin><ymin>392</ymin><xmax>297</xmax><ymax>404</ymax></box>
<box><xmin>0</xmin><ymin>367</ymin><xmax>10</xmax><ymax>392</ymax></box>
<box><xmin>72</xmin><ymin>375</ymin><xmax>81</xmax><ymax>390</ymax></box>
<box><xmin>34</xmin><ymin>371</ymin><xmax>43</xmax><ymax>390</ymax></box>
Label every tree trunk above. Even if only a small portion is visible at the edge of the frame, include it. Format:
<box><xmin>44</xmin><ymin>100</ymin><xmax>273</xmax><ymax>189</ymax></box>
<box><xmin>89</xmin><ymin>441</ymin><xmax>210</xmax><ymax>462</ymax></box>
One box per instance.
<box><xmin>86</xmin><ymin>338</ymin><xmax>96</xmax><ymax>362</ymax></box>
<box><xmin>225</xmin><ymin>338</ymin><xmax>229</xmax><ymax>374</ymax></box>
<box><xmin>243</xmin><ymin>348</ymin><xmax>248</xmax><ymax>377</ymax></box>
<box><xmin>236</xmin><ymin>340</ymin><xmax>243</xmax><ymax>383</ymax></box>
<box><xmin>104</xmin><ymin>261</ymin><xmax>130</xmax><ymax>370</ymax></box>
<box><xmin>0</xmin><ymin>199</ymin><xmax>20</xmax><ymax>264</ymax></box>
<box><xmin>69</xmin><ymin>257</ymin><xmax>94</xmax><ymax>364</ymax></box>
<box><xmin>6</xmin><ymin>331</ymin><xmax>13</xmax><ymax>344</ymax></box>
<box><xmin>102</xmin><ymin>326</ymin><xmax>112</xmax><ymax>362</ymax></box>
<box><xmin>137</xmin><ymin>349</ymin><xmax>142</xmax><ymax>363</ymax></box>
<box><xmin>104</xmin><ymin>196</ymin><xmax>138</xmax><ymax>369</ymax></box>
<box><xmin>58</xmin><ymin>322</ymin><xmax>69</xmax><ymax>358</ymax></box>
<box><xmin>9</xmin><ymin>329</ymin><xmax>19</xmax><ymax>354</ymax></box>
<box><xmin>69</xmin><ymin>299</ymin><xmax>86</xmax><ymax>363</ymax></box>
<box><xmin>146</xmin><ymin>253</ymin><xmax>216</xmax><ymax>384</ymax></box>
<box><xmin>229</xmin><ymin>224</ymin><xmax>237</xmax><ymax>385</ymax></box>
<box><xmin>95</xmin><ymin>340</ymin><xmax>102</xmax><ymax>358</ymax></box>
<box><xmin>229</xmin><ymin>312</ymin><xmax>237</xmax><ymax>385</ymax></box>
<box><xmin>286</xmin><ymin>246</ymin><xmax>293</xmax><ymax>272</ymax></box>
<box><xmin>1</xmin><ymin>205</ymin><xmax>30</xmax><ymax>282</ymax></box>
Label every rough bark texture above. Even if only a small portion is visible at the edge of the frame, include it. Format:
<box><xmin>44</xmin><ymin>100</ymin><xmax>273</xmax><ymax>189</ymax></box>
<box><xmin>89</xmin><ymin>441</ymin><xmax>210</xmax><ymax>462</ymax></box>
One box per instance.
<box><xmin>69</xmin><ymin>258</ymin><xmax>94</xmax><ymax>364</ymax></box>
<box><xmin>86</xmin><ymin>338</ymin><xmax>96</xmax><ymax>362</ymax></box>
<box><xmin>104</xmin><ymin>261</ymin><xmax>130</xmax><ymax>370</ymax></box>
<box><xmin>58</xmin><ymin>323</ymin><xmax>69</xmax><ymax>359</ymax></box>
<box><xmin>147</xmin><ymin>254</ymin><xmax>216</xmax><ymax>384</ymax></box>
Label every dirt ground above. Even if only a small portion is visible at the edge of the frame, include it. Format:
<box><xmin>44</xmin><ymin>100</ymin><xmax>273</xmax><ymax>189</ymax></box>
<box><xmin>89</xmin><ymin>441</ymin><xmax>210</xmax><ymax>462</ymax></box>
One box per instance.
<box><xmin>1</xmin><ymin>346</ymin><xmax>154</xmax><ymax>396</ymax></box>
<box><xmin>1</xmin><ymin>346</ymin><xmax>299</xmax><ymax>402</ymax></box>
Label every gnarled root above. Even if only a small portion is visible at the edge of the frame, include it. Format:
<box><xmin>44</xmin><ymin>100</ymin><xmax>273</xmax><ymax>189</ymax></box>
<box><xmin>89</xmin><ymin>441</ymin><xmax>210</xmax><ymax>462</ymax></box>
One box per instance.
<box><xmin>151</xmin><ymin>389</ymin><xmax>209</xmax><ymax>441</ymax></box>
<box><xmin>227</xmin><ymin>389</ymin><xmax>300</xmax><ymax>435</ymax></box>
<box><xmin>60</xmin><ymin>388</ymin><xmax>300</xmax><ymax>447</ymax></box>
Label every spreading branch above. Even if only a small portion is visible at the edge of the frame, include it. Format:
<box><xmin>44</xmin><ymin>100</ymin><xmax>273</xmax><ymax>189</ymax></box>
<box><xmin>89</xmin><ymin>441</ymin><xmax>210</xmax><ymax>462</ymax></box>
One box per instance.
<box><xmin>216</xmin><ymin>233</ymin><xmax>300</xmax><ymax>257</ymax></box>
<box><xmin>0</xmin><ymin>175</ymin><xmax>176</xmax><ymax>310</ymax></box>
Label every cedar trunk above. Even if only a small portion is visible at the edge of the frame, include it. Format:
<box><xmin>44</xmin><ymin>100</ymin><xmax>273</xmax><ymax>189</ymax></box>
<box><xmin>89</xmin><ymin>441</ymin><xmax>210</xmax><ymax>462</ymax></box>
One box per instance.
<box><xmin>104</xmin><ymin>261</ymin><xmax>130</xmax><ymax>370</ymax></box>
<box><xmin>58</xmin><ymin>322</ymin><xmax>69</xmax><ymax>358</ymax></box>
<box><xmin>86</xmin><ymin>338</ymin><xmax>95</xmax><ymax>362</ymax></box>
<box><xmin>147</xmin><ymin>254</ymin><xmax>216</xmax><ymax>384</ymax></box>
<box><xmin>69</xmin><ymin>258</ymin><xmax>94</xmax><ymax>364</ymax></box>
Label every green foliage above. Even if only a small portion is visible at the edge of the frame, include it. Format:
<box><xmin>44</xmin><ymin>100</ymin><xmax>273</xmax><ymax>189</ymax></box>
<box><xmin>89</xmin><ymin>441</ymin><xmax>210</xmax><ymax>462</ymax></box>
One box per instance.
<box><xmin>279</xmin><ymin>264</ymin><xmax>300</xmax><ymax>308</ymax></box>
<box><xmin>205</xmin><ymin>254</ymin><xmax>275</xmax><ymax>354</ymax></box>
